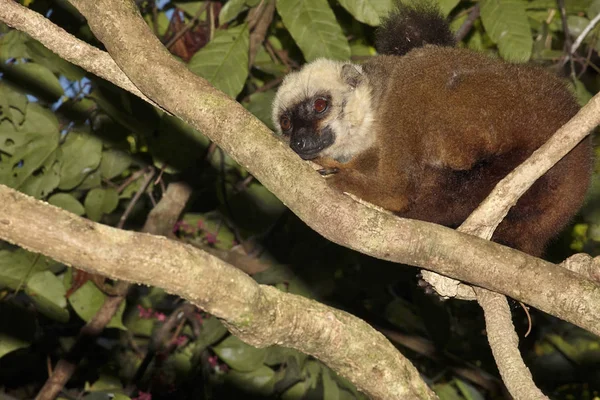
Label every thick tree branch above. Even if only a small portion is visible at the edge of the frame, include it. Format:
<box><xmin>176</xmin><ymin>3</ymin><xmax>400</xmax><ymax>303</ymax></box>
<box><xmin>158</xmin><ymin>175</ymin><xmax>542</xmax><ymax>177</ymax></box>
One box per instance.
<box><xmin>0</xmin><ymin>0</ymin><xmax>599</xmax><ymax>337</ymax></box>
<box><xmin>0</xmin><ymin>185</ymin><xmax>435</xmax><ymax>400</ymax></box>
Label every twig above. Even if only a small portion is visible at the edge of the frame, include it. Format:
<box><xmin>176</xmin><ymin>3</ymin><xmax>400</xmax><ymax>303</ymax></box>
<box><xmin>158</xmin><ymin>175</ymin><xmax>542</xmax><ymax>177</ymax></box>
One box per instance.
<box><xmin>164</xmin><ymin>3</ymin><xmax>210</xmax><ymax>49</ymax></box>
<box><xmin>455</xmin><ymin>5</ymin><xmax>480</xmax><ymax>43</ymax></box>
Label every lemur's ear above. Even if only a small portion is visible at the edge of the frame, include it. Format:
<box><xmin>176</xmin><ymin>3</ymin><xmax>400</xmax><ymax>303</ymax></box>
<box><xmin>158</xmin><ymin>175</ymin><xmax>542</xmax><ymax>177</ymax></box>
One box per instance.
<box><xmin>341</xmin><ymin>64</ymin><xmax>364</xmax><ymax>89</ymax></box>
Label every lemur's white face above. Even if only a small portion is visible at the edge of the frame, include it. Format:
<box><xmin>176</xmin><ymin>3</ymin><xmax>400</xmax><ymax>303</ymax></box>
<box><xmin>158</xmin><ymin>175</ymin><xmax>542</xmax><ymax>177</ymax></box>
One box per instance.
<box><xmin>272</xmin><ymin>59</ymin><xmax>375</xmax><ymax>163</ymax></box>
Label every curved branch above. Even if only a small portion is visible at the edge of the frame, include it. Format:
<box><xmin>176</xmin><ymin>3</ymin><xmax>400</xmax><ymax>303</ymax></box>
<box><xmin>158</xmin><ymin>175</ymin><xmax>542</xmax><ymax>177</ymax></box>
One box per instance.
<box><xmin>0</xmin><ymin>0</ymin><xmax>599</xmax><ymax>337</ymax></box>
<box><xmin>0</xmin><ymin>185</ymin><xmax>435</xmax><ymax>400</ymax></box>
<box><xmin>0</xmin><ymin>0</ymin><xmax>160</xmax><ymax>109</ymax></box>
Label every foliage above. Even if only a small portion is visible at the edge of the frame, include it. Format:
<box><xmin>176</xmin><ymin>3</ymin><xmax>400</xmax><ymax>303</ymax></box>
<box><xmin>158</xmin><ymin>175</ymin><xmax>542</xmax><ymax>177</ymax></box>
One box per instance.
<box><xmin>0</xmin><ymin>0</ymin><xmax>600</xmax><ymax>399</ymax></box>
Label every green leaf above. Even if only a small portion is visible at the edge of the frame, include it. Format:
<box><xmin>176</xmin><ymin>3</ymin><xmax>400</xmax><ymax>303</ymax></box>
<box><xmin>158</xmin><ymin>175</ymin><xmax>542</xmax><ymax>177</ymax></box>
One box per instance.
<box><xmin>227</xmin><ymin>366</ymin><xmax>275</xmax><ymax>396</ymax></box>
<box><xmin>82</xmin><ymin>392</ymin><xmax>130</xmax><ymax>400</ymax></box>
<box><xmin>3</xmin><ymin>62</ymin><xmax>64</xmax><ymax>100</ymax></box>
<box><xmin>455</xmin><ymin>379</ymin><xmax>485</xmax><ymax>400</ymax></box>
<box><xmin>58</xmin><ymin>131</ymin><xmax>103</xmax><ymax>190</ymax></box>
<box><xmin>143</xmin><ymin>12</ymin><xmax>170</xmax><ymax>37</ymax></box>
<box><xmin>219</xmin><ymin>0</ymin><xmax>248</xmax><ymax>24</ymax></box>
<box><xmin>0</xmin><ymin>333</ymin><xmax>30</xmax><ymax>359</ymax></box>
<box><xmin>0</xmin><ymin>82</ymin><xmax>28</xmax><ymax>125</ymax></box>
<box><xmin>0</xmin><ymin>249</ymin><xmax>52</xmax><ymax>290</ymax></box>
<box><xmin>571</xmin><ymin>78</ymin><xmax>593</xmax><ymax>106</ymax></box>
<box><xmin>76</xmin><ymin>168</ymin><xmax>102</xmax><ymax>191</ymax></box>
<box><xmin>68</xmin><ymin>280</ymin><xmax>127</xmax><ymax>330</ymax></box>
<box><xmin>176</xmin><ymin>1</ymin><xmax>208</xmax><ymax>17</ymax></box>
<box><xmin>25</xmin><ymin>271</ymin><xmax>69</xmax><ymax>322</ymax></box>
<box><xmin>48</xmin><ymin>193</ymin><xmax>85</xmax><ymax>216</ymax></box>
<box><xmin>243</xmin><ymin>90</ymin><xmax>276</xmax><ymax>130</ymax></box>
<box><xmin>282</xmin><ymin>381</ymin><xmax>309</xmax><ymax>400</ymax></box>
<box><xmin>213</xmin><ymin>335</ymin><xmax>267</xmax><ymax>372</ymax></box>
<box><xmin>567</xmin><ymin>15</ymin><xmax>590</xmax><ymax>38</ymax></box>
<box><xmin>0</xmin><ymin>129</ymin><xmax>61</xmax><ymax>199</ymax></box>
<box><xmin>195</xmin><ymin>316</ymin><xmax>228</xmax><ymax>348</ymax></box>
<box><xmin>480</xmin><ymin>0</ymin><xmax>532</xmax><ymax>62</ymax></box>
<box><xmin>338</xmin><ymin>0</ymin><xmax>393</xmax><ymax>26</ymax></box>
<box><xmin>322</xmin><ymin>367</ymin><xmax>340</xmax><ymax>400</ymax></box>
<box><xmin>436</xmin><ymin>0</ymin><xmax>461</xmax><ymax>17</ymax></box>
<box><xmin>276</xmin><ymin>0</ymin><xmax>351</xmax><ymax>61</ymax></box>
<box><xmin>589</xmin><ymin>0</ymin><xmax>600</xmax><ymax>17</ymax></box>
<box><xmin>0</xmin><ymin>30</ymin><xmax>30</xmax><ymax>62</ymax></box>
<box><xmin>99</xmin><ymin>149</ymin><xmax>132</xmax><ymax>179</ymax></box>
<box><xmin>20</xmin><ymin>102</ymin><xmax>60</xmax><ymax>136</ymax></box>
<box><xmin>188</xmin><ymin>24</ymin><xmax>250</xmax><ymax>98</ymax></box>
<box><xmin>0</xmin><ymin>302</ymin><xmax>36</xmax><ymax>359</ymax></box>
<box><xmin>84</xmin><ymin>188</ymin><xmax>119</xmax><ymax>221</ymax></box>
<box><xmin>26</xmin><ymin>40</ymin><xmax>85</xmax><ymax>81</ymax></box>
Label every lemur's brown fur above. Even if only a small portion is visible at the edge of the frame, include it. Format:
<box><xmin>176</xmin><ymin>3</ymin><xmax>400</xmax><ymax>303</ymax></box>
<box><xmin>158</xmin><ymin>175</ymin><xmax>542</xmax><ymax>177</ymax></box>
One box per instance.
<box><xmin>316</xmin><ymin>47</ymin><xmax>591</xmax><ymax>256</ymax></box>
<box><xmin>272</xmin><ymin>2</ymin><xmax>592</xmax><ymax>257</ymax></box>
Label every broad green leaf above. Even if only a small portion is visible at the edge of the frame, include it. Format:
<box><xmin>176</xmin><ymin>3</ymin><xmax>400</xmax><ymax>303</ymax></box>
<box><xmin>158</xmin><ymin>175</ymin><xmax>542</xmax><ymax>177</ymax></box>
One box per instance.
<box><xmin>0</xmin><ymin>82</ymin><xmax>27</xmax><ymax>124</ymax></box>
<box><xmin>350</xmin><ymin>43</ymin><xmax>374</xmax><ymax>58</ymax></box>
<box><xmin>59</xmin><ymin>131</ymin><xmax>103</xmax><ymax>190</ymax></box>
<box><xmin>25</xmin><ymin>271</ymin><xmax>69</xmax><ymax>322</ymax></box>
<box><xmin>76</xmin><ymin>168</ymin><xmax>102</xmax><ymax>191</ymax></box>
<box><xmin>589</xmin><ymin>0</ymin><xmax>600</xmax><ymax>17</ymax></box>
<box><xmin>84</xmin><ymin>188</ymin><xmax>119</xmax><ymax>221</ymax></box>
<box><xmin>26</xmin><ymin>40</ymin><xmax>85</xmax><ymax>81</ymax></box>
<box><xmin>0</xmin><ymin>134</ymin><xmax>61</xmax><ymax>198</ymax></box>
<box><xmin>253</xmin><ymin>46</ymin><xmax>287</xmax><ymax>75</ymax></box>
<box><xmin>213</xmin><ymin>335</ymin><xmax>267</xmax><ymax>372</ymax></box>
<box><xmin>68</xmin><ymin>280</ymin><xmax>127</xmax><ymax>330</ymax></box>
<box><xmin>527</xmin><ymin>0</ymin><xmax>591</xmax><ymax>13</ymax></box>
<box><xmin>0</xmin><ymin>302</ymin><xmax>35</xmax><ymax>358</ymax></box>
<box><xmin>243</xmin><ymin>90</ymin><xmax>276</xmax><ymax>130</ymax></box>
<box><xmin>567</xmin><ymin>15</ymin><xmax>590</xmax><ymax>37</ymax></box>
<box><xmin>0</xmin><ymin>30</ymin><xmax>30</xmax><ymax>62</ymax></box>
<box><xmin>176</xmin><ymin>1</ymin><xmax>207</xmax><ymax>17</ymax></box>
<box><xmin>480</xmin><ymin>0</ymin><xmax>532</xmax><ymax>62</ymax></box>
<box><xmin>20</xmin><ymin>102</ymin><xmax>60</xmax><ymax>137</ymax></box>
<box><xmin>276</xmin><ymin>0</ymin><xmax>351</xmax><ymax>61</ymax></box>
<box><xmin>143</xmin><ymin>11</ymin><xmax>170</xmax><ymax>37</ymax></box>
<box><xmin>82</xmin><ymin>392</ymin><xmax>130</xmax><ymax>400</ymax></box>
<box><xmin>0</xmin><ymin>249</ymin><xmax>53</xmax><ymax>290</ymax></box>
<box><xmin>436</xmin><ymin>0</ymin><xmax>461</xmax><ymax>17</ymax></box>
<box><xmin>227</xmin><ymin>366</ymin><xmax>275</xmax><ymax>396</ymax></box>
<box><xmin>48</xmin><ymin>193</ymin><xmax>85</xmax><ymax>216</ymax></box>
<box><xmin>3</xmin><ymin>62</ymin><xmax>64</xmax><ymax>100</ymax></box>
<box><xmin>188</xmin><ymin>24</ymin><xmax>250</xmax><ymax>98</ymax></box>
<box><xmin>455</xmin><ymin>379</ymin><xmax>485</xmax><ymax>400</ymax></box>
<box><xmin>85</xmin><ymin>374</ymin><xmax>125</xmax><ymax>392</ymax></box>
<box><xmin>322</xmin><ymin>368</ymin><xmax>340</xmax><ymax>400</ymax></box>
<box><xmin>282</xmin><ymin>381</ymin><xmax>309</xmax><ymax>400</ymax></box>
<box><xmin>264</xmin><ymin>346</ymin><xmax>308</xmax><ymax>367</ymax></box>
<box><xmin>219</xmin><ymin>0</ymin><xmax>248</xmax><ymax>24</ymax></box>
<box><xmin>0</xmin><ymin>119</ymin><xmax>29</xmax><ymax>156</ymax></box>
<box><xmin>0</xmin><ymin>333</ymin><xmax>30</xmax><ymax>358</ymax></box>
<box><xmin>195</xmin><ymin>316</ymin><xmax>228</xmax><ymax>348</ymax></box>
<box><xmin>571</xmin><ymin>78</ymin><xmax>593</xmax><ymax>106</ymax></box>
<box><xmin>100</xmin><ymin>149</ymin><xmax>132</xmax><ymax>179</ymax></box>
<box><xmin>338</xmin><ymin>0</ymin><xmax>393</xmax><ymax>26</ymax></box>
<box><xmin>433</xmin><ymin>382</ymin><xmax>462</xmax><ymax>399</ymax></box>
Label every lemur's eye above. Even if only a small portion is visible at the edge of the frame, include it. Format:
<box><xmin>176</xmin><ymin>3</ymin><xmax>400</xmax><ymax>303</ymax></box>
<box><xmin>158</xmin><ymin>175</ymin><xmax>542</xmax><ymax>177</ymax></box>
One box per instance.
<box><xmin>313</xmin><ymin>98</ymin><xmax>328</xmax><ymax>113</ymax></box>
<box><xmin>280</xmin><ymin>116</ymin><xmax>292</xmax><ymax>132</ymax></box>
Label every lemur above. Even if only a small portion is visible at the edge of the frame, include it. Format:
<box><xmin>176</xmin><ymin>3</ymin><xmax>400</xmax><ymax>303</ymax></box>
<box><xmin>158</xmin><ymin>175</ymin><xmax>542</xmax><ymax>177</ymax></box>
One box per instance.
<box><xmin>272</xmin><ymin>3</ymin><xmax>592</xmax><ymax>257</ymax></box>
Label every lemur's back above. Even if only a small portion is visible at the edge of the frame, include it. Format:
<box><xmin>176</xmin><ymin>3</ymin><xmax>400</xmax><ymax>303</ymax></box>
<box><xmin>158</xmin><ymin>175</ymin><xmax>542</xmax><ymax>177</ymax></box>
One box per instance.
<box><xmin>362</xmin><ymin>46</ymin><xmax>591</xmax><ymax>255</ymax></box>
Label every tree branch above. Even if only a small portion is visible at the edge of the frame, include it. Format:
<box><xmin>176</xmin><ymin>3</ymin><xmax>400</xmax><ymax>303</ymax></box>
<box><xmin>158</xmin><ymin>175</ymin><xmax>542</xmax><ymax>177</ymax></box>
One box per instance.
<box><xmin>0</xmin><ymin>185</ymin><xmax>435</xmax><ymax>400</ymax></box>
<box><xmin>0</xmin><ymin>0</ymin><xmax>599</xmax><ymax>339</ymax></box>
